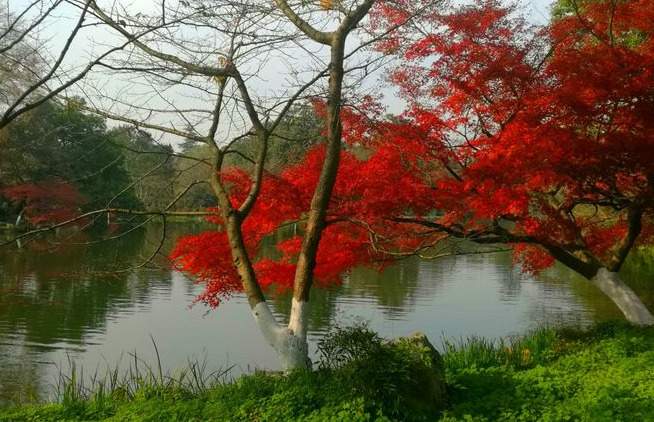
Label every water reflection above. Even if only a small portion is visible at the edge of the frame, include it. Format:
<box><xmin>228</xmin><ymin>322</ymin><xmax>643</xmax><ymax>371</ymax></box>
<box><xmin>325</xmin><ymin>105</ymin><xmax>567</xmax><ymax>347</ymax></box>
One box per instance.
<box><xmin>0</xmin><ymin>230</ymin><xmax>171</xmax><ymax>348</ymax></box>
<box><xmin>0</xmin><ymin>225</ymin><xmax>178</xmax><ymax>403</ymax></box>
<box><xmin>271</xmin><ymin>287</ymin><xmax>340</xmax><ymax>334</ymax></box>
<box><xmin>0</xmin><ymin>224</ymin><xmax>653</xmax><ymax>405</ymax></box>
<box><xmin>345</xmin><ymin>259</ymin><xmax>424</xmax><ymax>320</ymax></box>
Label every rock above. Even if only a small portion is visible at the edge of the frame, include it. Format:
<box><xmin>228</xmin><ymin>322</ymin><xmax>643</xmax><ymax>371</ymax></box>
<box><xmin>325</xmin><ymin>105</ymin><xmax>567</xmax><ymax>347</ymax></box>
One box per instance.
<box><xmin>390</xmin><ymin>332</ymin><xmax>447</xmax><ymax>412</ymax></box>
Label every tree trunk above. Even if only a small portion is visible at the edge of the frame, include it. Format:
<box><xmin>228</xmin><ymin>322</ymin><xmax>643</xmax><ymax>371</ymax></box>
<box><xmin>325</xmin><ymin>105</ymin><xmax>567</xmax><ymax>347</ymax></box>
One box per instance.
<box><xmin>223</xmin><ymin>218</ymin><xmax>311</xmax><ymax>370</ymax></box>
<box><xmin>541</xmin><ymin>245</ymin><xmax>653</xmax><ymax>325</ymax></box>
<box><xmin>15</xmin><ymin>209</ymin><xmax>25</xmax><ymax>228</ymax></box>
<box><xmin>590</xmin><ymin>268</ymin><xmax>654</xmax><ymax>325</ymax></box>
<box><xmin>252</xmin><ymin>300</ymin><xmax>309</xmax><ymax>370</ymax></box>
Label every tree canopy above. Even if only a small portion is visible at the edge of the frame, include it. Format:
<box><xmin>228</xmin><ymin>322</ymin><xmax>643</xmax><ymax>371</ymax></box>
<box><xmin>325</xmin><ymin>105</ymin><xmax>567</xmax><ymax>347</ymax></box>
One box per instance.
<box><xmin>372</xmin><ymin>0</ymin><xmax>654</xmax><ymax>324</ymax></box>
<box><xmin>173</xmin><ymin>0</ymin><xmax>654</xmax><ymax>325</ymax></box>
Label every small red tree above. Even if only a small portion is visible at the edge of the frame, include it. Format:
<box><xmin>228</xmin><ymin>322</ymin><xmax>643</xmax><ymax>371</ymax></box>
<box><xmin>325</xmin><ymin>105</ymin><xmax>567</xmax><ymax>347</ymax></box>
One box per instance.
<box><xmin>131</xmin><ymin>0</ymin><xmax>383</xmax><ymax>369</ymax></box>
<box><xmin>171</xmin><ymin>138</ymin><xmax>439</xmax><ymax>305</ymax></box>
<box><xmin>360</xmin><ymin>0</ymin><xmax>654</xmax><ymax>324</ymax></box>
<box><xmin>3</xmin><ymin>181</ymin><xmax>86</xmax><ymax>227</ymax></box>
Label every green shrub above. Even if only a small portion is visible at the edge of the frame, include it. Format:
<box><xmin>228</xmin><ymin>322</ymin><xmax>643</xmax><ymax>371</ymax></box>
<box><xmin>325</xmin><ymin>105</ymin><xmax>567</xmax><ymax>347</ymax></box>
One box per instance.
<box><xmin>316</xmin><ymin>322</ymin><xmax>442</xmax><ymax>421</ymax></box>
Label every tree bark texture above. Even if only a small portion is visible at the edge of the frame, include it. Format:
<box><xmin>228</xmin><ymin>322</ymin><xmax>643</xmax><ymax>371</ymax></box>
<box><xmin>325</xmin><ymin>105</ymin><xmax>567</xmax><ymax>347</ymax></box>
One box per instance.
<box><xmin>253</xmin><ymin>301</ymin><xmax>309</xmax><ymax>370</ymax></box>
<box><xmin>590</xmin><ymin>268</ymin><xmax>654</xmax><ymax>326</ymax></box>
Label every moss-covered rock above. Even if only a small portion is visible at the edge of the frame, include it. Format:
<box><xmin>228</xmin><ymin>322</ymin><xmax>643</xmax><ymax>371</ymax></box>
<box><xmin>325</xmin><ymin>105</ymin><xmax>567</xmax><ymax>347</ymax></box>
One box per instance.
<box><xmin>390</xmin><ymin>332</ymin><xmax>447</xmax><ymax>413</ymax></box>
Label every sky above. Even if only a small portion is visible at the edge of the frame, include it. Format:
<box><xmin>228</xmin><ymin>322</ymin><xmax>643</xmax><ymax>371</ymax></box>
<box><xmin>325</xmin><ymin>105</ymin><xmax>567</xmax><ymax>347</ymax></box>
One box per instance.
<box><xmin>522</xmin><ymin>0</ymin><xmax>557</xmax><ymax>22</ymax></box>
<box><xmin>10</xmin><ymin>0</ymin><xmax>559</xmax><ymax>147</ymax></box>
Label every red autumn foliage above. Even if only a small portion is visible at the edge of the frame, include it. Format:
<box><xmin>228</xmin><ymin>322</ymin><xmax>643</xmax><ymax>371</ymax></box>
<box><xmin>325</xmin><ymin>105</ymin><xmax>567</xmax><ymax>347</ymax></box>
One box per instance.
<box><xmin>3</xmin><ymin>181</ymin><xmax>87</xmax><ymax>226</ymax></box>
<box><xmin>172</xmin><ymin>0</ymin><xmax>654</xmax><ymax>308</ymax></box>
<box><xmin>171</xmin><ymin>141</ymin><xmax>440</xmax><ymax>307</ymax></box>
<box><xmin>370</xmin><ymin>0</ymin><xmax>654</xmax><ymax>274</ymax></box>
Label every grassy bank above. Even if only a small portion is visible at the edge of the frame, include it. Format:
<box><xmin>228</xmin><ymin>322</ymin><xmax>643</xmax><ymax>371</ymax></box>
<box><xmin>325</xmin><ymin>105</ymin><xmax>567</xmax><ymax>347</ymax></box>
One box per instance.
<box><xmin>1</xmin><ymin>322</ymin><xmax>653</xmax><ymax>421</ymax></box>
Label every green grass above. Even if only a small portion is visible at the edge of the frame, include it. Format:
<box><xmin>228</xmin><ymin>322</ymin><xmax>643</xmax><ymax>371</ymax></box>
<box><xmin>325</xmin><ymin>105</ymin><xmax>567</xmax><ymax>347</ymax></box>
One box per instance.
<box><xmin>1</xmin><ymin>321</ymin><xmax>653</xmax><ymax>421</ymax></box>
<box><xmin>442</xmin><ymin>321</ymin><xmax>654</xmax><ymax>422</ymax></box>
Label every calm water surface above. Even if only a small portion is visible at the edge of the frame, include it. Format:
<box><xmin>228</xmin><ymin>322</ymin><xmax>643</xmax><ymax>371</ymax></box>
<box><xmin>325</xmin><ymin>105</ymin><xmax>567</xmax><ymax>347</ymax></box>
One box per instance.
<box><xmin>1</xmin><ymin>223</ymin><xmax>652</xmax><ymax>404</ymax></box>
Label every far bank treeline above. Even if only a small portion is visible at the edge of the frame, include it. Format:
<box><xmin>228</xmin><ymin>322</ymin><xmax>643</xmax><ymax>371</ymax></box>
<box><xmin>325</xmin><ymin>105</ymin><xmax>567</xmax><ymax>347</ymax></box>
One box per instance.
<box><xmin>0</xmin><ymin>100</ymin><xmax>321</xmax><ymax>228</ymax></box>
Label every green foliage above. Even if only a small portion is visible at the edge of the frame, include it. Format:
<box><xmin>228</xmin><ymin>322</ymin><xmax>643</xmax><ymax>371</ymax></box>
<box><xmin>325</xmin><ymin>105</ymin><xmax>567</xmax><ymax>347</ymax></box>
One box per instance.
<box><xmin>200</xmin><ymin>323</ymin><xmax>440</xmax><ymax>421</ymax></box>
<box><xmin>2</xmin><ymin>322</ymin><xmax>654</xmax><ymax>422</ymax></box>
<box><xmin>317</xmin><ymin>322</ymin><xmax>442</xmax><ymax>420</ymax></box>
<box><xmin>0</xmin><ymin>101</ymin><xmax>141</xmax><ymax>217</ymax></box>
<box><xmin>443</xmin><ymin>329</ymin><xmax>558</xmax><ymax>376</ymax></box>
<box><xmin>317</xmin><ymin>321</ymin><xmax>385</xmax><ymax>369</ymax></box>
<box><xmin>442</xmin><ymin>322</ymin><xmax>654</xmax><ymax>421</ymax></box>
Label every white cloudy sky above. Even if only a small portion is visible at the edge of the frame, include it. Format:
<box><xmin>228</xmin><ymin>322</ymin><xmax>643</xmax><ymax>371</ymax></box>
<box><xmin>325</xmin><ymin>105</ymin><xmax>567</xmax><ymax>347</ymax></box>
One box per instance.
<box><xmin>10</xmin><ymin>0</ymin><xmax>558</xmax><ymax>145</ymax></box>
<box><xmin>522</xmin><ymin>0</ymin><xmax>556</xmax><ymax>21</ymax></box>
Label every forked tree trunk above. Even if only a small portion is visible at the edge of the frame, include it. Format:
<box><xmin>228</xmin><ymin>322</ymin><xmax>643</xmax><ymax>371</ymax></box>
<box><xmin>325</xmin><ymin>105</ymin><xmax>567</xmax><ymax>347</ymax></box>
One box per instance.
<box><xmin>252</xmin><ymin>299</ymin><xmax>309</xmax><ymax>370</ymax></box>
<box><xmin>223</xmin><ymin>220</ymin><xmax>312</xmax><ymax>370</ymax></box>
<box><xmin>590</xmin><ymin>268</ymin><xmax>654</xmax><ymax>325</ymax></box>
<box><xmin>257</xmin><ymin>0</ymin><xmax>374</xmax><ymax>370</ymax></box>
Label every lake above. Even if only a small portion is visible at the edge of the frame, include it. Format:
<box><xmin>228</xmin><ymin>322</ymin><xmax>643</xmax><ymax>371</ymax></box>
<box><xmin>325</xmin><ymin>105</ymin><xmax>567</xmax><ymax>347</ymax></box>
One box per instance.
<box><xmin>1</xmin><ymin>222</ymin><xmax>652</xmax><ymax>405</ymax></box>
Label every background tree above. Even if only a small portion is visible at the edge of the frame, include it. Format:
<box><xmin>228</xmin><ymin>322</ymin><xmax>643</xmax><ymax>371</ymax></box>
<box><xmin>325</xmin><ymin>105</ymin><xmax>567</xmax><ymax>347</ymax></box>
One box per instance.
<box><xmin>0</xmin><ymin>101</ymin><xmax>140</xmax><ymax>225</ymax></box>
<box><xmin>112</xmin><ymin>126</ymin><xmax>177</xmax><ymax>211</ymax></box>
<box><xmin>3</xmin><ymin>181</ymin><xmax>86</xmax><ymax>227</ymax></box>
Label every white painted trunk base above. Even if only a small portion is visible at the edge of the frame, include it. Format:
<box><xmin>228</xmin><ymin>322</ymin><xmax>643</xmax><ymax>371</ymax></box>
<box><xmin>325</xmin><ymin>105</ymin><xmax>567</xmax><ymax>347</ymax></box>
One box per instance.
<box><xmin>15</xmin><ymin>210</ymin><xmax>24</xmax><ymax>227</ymax></box>
<box><xmin>252</xmin><ymin>300</ymin><xmax>309</xmax><ymax>370</ymax></box>
<box><xmin>590</xmin><ymin>269</ymin><xmax>654</xmax><ymax>326</ymax></box>
<box><xmin>288</xmin><ymin>298</ymin><xmax>309</xmax><ymax>339</ymax></box>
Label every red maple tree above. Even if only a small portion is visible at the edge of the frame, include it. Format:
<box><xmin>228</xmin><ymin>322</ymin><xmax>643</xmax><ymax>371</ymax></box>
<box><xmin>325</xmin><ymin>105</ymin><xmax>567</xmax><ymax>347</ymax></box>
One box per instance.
<box><xmin>3</xmin><ymin>181</ymin><xmax>87</xmax><ymax>227</ymax></box>
<box><xmin>171</xmin><ymin>139</ymin><xmax>437</xmax><ymax>306</ymax></box>
<box><xmin>364</xmin><ymin>0</ymin><xmax>654</xmax><ymax>324</ymax></box>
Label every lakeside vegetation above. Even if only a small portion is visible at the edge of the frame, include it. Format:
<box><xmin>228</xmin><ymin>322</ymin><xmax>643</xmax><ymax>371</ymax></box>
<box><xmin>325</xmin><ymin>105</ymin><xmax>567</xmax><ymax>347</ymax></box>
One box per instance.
<box><xmin>2</xmin><ymin>3</ymin><xmax>654</xmax><ymax>421</ymax></box>
<box><xmin>3</xmin><ymin>0</ymin><xmax>654</xmax><ymax>376</ymax></box>
<box><xmin>1</xmin><ymin>321</ymin><xmax>653</xmax><ymax>421</ymax></box>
